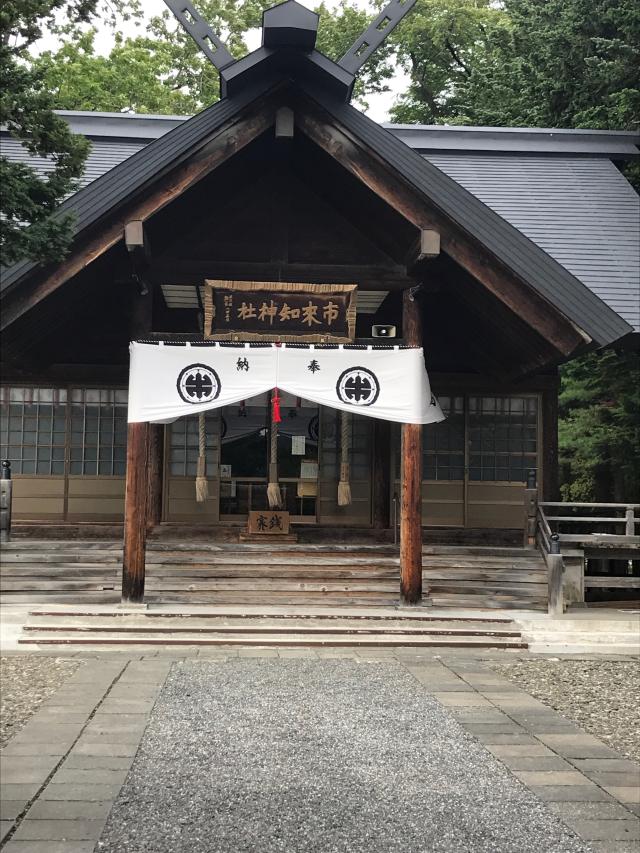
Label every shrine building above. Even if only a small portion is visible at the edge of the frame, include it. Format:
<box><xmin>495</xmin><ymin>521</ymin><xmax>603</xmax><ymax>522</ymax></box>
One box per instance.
<box><xmin>1</xmin><ymin>0</ymin><xmax>638</xmax><ymax>608</ymax></box>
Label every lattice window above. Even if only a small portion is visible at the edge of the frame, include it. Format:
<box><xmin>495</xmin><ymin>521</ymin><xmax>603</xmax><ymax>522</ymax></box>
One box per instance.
<box><xmin>423</xmin><ymin>396</ymin><xmax>465</xmax><ymax>480</ymax></box>
<box><xmin>169</xmin><ymin>413</ymin><xmax>218</xmax><ymax>476</ymax></box>
<box><xmin>0</xmin><ymin>387</ymin><xmax>67</xmax><ymax>475</ymax></box>
<box><xmin>69</xmin><ymin>389</ymin><xmax>128</xmax><ymax>475</ymax></box>
<box><xmin>468</xmin><ymin>395</ymin><xmax>538</xmax><ymax>483</ymax></box>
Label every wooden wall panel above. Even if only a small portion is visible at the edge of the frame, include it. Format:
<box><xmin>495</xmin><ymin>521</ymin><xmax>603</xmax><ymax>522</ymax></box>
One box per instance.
<box><xmin>66</xmin><ymin>476</ymin><xmax>125</xmax><ymax>520</ymax></box>
<box><xmin>165</xmin><ymin>477</ymin><xmax>221</xmax><ymax>522</ymax></box>
<box><xmin>422</xmin><ymin>482</ymin><xmax>465</xmax><ymax>527</ymax></box>
<box><xmin>11</xmin><ymin>476</ymin><xmax>65</xmax><ymax>520</ymax></box>
<box><xmin>466</xmin><ymin>482</ymin><xmax>525</xmax><ymax>529</ymax></box>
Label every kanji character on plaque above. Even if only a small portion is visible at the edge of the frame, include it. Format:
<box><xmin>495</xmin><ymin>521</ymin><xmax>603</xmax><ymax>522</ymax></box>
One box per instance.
<box><xmin>258</xmin><ymin>300</ymin><xmax>278</xmax><ymax>325</ymax></box>
<box><xmin>279</xmin><ymin>302</ymin><xmax>301</xmax><ymax>322</ymax></box>
<box><xmin>302</xmin><ymin>301</ymin><xmax>321</xmax><ymax>327</ymax></box>
<box><xmin>237</xmin><ymin>301</ymin><xmax>257</xmax><ymax>320</ymax></box>
<box><xmin>323</xmin><ymin>300</ymin><xmax>339</xmax><ymax>325</ymax></box>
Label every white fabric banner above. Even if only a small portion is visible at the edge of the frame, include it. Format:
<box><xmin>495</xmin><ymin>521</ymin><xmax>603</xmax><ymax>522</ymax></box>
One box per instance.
<box><xmin>127</xmin><ymin>342</ymin><xmax>444</xmax><ymax>425</ymax></box>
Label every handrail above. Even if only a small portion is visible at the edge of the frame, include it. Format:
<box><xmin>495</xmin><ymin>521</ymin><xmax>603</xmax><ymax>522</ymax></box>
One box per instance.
<box><xmin>537</xmin><ymin>502</ymin><xmax>639</xmax><ymax>542</ymax></box>
<box><xmin>539</xmin><ymin>502</ymin><xmax>640</xmax><ymax>509</ymax></box>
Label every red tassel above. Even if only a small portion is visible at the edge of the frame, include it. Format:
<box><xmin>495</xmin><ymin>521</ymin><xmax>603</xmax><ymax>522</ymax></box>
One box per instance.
<box><xmin>272</xmin><ymin>389</ymin><xmax>282</xmax><ymax>423</ymax></box>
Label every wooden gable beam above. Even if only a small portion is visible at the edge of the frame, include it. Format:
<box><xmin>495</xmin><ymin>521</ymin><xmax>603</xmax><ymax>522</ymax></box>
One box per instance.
<box><xmin>296</xmin><ymin>101</ymin><xmax>586</xmax><ymax>357</ymax></box>
<box><xmin>1</xmin><ymin>97</ymin><xmax>279</xmax><ymax>332</ymax></box>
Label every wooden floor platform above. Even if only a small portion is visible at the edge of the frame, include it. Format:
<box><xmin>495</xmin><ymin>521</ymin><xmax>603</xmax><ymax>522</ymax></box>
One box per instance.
<box><xmin>0</xmin><ymin>540</ymin><xmax>548</xmax><ymax>611</ymax></box>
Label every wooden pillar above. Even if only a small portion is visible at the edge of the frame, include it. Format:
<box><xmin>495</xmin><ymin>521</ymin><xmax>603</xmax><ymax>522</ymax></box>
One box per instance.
<box><xmin>400</xmin><ymin>288</ymin><xmax>423</xmax><ymax>604</ymax></box>
<box><xmin>146</xmin><ymin>424</ymin><xmax>163</xmax><ymax>531</ymax></box>
<box><xmin>372</xmin><ymin>419</ymin><xmax>391</xmax><ymax>529</ymax></box>
<box><xmin>541</xmin><ymin>378</ymin><xmax>559</xmax><ymax>501</ymax></box>
<box><xmin>124</xmin><ymin>264</ymin><xmax>153</xmax><ymax>602</ymax></box>
<box><xmin>122</xmin><ymin>422</ymin><xmax>149</xmax><ymax>604</ymax></box>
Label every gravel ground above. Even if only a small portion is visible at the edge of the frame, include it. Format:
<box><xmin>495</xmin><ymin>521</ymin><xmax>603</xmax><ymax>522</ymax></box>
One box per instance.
<box><xmin>488</xmin><ymin>658</ymin><xmax>640</xmax><ymax>762</ymax></box>
<box><xmin>98</xmin><ymin>659</ymin><xmax>590</xmax><ymax>853</ymax></box>
<box><xmin>0</xmin><ymin>655</ymin><xmax>82</xmax><ymax>747</ymax></box>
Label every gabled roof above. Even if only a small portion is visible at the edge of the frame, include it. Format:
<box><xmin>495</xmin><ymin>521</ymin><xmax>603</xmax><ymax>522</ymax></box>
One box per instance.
<box><xmin>1</xmin><ymin>77</ymin><xmax>636</xmax><ymax>347</ymax></box>
<box><xmin>307</xmin><ymin>86</ymin><xmax>635</xmax><ymax>346</ymax></box>
<box><xmin>1</xmin><ymin>74</ymin><xmax>280</xmax><ymax>295</ymax></box>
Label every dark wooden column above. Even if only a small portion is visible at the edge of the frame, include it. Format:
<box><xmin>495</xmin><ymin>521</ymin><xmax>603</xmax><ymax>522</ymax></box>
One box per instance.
<box><xmin>124</xmin><ymin>242</ymin><xmax>154</xmax><ymax>602</ymax></box>
<box><xmin>146</xmin><ymin>424</ymin><xmax>163</xmax><ymax>531</ymax></box>
<box><xmin>122</xmin><ymin>421</ymin><xmax>150</xmax><ymax>603</ymax></box>
<box><xmin>541</xmin><ymin>376</ymin><xmax>560</xmax><ymax>501</ymax></box>
<box><xmin>400</xmin><ymin>288</ymin><xmax>423</xmax><ymax>604</ymax></box>
<box><xmin>372</xmin><ymin>419</ymin><xmax>391</xmax><ymax>529</ymax></box>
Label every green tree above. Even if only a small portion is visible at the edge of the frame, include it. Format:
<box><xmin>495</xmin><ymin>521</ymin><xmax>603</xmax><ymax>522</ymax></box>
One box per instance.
<box><xmin>391</xmin><ymin>0</ymin><xmax>640</xmax><ymax>131</ymax></box>
<box><xmin>0</xmin><ymin>0</ymin><xmax>99</xmax><ymax>266</ymax></box>
<box><xmin>558</xmin><ymin>350</ymin><xmax>640</xmax><ymax>502</ymax></box>
<box><xmin>463</xmin><ymin>0</ymin><xmax>639</xmax><ymax>130</ymax></box>
<box><xmin>34</xmin><ymin>0</ymin><xmax>394</xmax><ymax>115</ymax></box>
<box><xmin>389</xmin><ymin>0</ymin><xmax>510</xmax><ymax>124</ymax></box>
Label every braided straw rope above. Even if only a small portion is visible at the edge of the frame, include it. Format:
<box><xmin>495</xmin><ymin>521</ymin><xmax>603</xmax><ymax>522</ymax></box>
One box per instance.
<box><xmin>195</xmin><ymin>412</ymin><xmax>208</xmax><ymax>502</ymax></box>
<box><xmin>267</xmin><ymin>409</ymin><xmax>283</xmax><ymax>509</ymax></box>
<box><xmin>338</xmin><ymin>410</ymin><xmax>352</xmax><ymax>506</ymax></box>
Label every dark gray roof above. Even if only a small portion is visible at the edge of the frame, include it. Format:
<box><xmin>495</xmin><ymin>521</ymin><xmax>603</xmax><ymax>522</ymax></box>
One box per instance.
<box><xmin>308</xmin><ymin>86</ymin><xmax>634</xmax><ymax>345</ymax></box>
<box><xmin>384</xmin><ymin>124</ymin><xmax>640</xmax><ymax>157</ymax></box>
<box><xmin>425</xmin><ymin>154</ymin><xmax>640</xmax><ymax>332</ymax></box>
<box><xmin>1</xmin><ymin>92</ymin><xmax>637</xmax><ymax>344</ymax></box>
<box><xmin>0</xmin><ymin>75</ymin><xmax>277</xmax><ymax>294</ymax></box>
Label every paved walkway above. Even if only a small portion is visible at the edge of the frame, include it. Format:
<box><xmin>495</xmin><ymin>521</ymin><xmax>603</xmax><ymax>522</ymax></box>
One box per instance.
<box><xmin>1</xmin><ymin>649</ymin><xmax>639</xmax><ymax>853</ymax></box>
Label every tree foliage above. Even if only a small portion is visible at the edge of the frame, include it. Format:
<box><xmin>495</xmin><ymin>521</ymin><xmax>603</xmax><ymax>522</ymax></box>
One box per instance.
<box><xmin>558</xmin><ymin>351</ymin><xmax>640</xmax><ymax>502</ymax></box>
<box><xmin>0</xmin><ymin>0</ymin><xmax>99</xmax><ymax>266</ymax></box>
<box><xmin>32</xmin><ymin>0</ymin><xmax>394</xmax><ymax>115</ymax></box>
<box><xmin>391</xmin><ymin>0</ymin><xmax>640</xmax><ymax>131</ymax></box>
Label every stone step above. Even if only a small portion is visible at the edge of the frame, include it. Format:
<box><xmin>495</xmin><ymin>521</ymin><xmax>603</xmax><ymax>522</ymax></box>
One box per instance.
<box><xmin>27</xmin><ymin>606</ymin><xmax>515</xmax><ymax>623</ymax></box>
<box><xmin>17</xmin><ymin>632</ymin><xmax>527</xmax><ymax>649</ymax></box>
<box><xmin>22</xmin><ymin>616</ymin><xmax>522</xmax><ymax>637</ymax></box>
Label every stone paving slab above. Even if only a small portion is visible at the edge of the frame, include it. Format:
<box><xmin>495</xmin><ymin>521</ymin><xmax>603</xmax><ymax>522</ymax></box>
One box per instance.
<box><xmin>96</xmin><ymin>659</ymin><xmax>590</xmax><ymax>853</ymax></box>
<box><xmin>1</xmin><ymin>650</ymin><xmax>638</xmax><ymax>853</ymax></box>
<box><xmin>3</xmin><ymin>841</ymin><xmax>96</xmax><ymax>853</ymax></box>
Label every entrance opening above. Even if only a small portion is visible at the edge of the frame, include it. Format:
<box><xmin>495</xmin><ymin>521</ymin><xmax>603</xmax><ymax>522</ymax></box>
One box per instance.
<box><xmin>219</xmin><ymin>392</ymin><xmax>319</xmax><ymax>522</ymax></box>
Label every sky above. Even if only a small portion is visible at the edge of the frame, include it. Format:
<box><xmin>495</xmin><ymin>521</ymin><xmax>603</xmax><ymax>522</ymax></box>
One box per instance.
<box><xmin>37</xmin><ymin>0</ymin><xmax>410</xmax><ymax>122</ymax></box>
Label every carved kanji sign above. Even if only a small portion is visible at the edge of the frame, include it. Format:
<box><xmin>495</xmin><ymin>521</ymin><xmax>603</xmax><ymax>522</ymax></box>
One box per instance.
<box><xmin>248</xmin><ymin>510</ymin><xmax>290</xmax><ymax>534</ymax></box>
<box><xmin>204</xmin><ymin>281</ymin><xmax>357</xmax><ymax>342</ymax></box>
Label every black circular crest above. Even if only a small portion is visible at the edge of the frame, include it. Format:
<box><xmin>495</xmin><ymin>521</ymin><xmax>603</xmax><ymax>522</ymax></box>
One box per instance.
<box><xmin>336</xmin><ymin>366</ymin><xmax>380</xmax><ymax>407</ymax></box>
<box><xmin>308</xmin><ymin>414</ymin><xmax>319</xmax><ymax>443</ymax></box>
<box><xmin>176</xmin><ymin>364</ymin><xmax>221</xmax><ymax>404</ymax></box>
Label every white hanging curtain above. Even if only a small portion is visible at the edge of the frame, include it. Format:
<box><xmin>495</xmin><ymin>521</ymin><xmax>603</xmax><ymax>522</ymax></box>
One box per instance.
<box><xmin>127</xmin><ymin>341</ymin><xmax>445</xmax><ymax>426</ymax></box>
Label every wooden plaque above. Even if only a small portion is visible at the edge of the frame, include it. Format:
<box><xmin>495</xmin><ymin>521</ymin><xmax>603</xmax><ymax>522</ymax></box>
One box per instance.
<box><xmin>248</xmin><ymin>510</ymin><xmax>290</xmax><ymax>534</ymax></box>
<box><xmin>204</xmin><ymin>280</ymin><xmax>357</xmax><ymax>342</ymax></box>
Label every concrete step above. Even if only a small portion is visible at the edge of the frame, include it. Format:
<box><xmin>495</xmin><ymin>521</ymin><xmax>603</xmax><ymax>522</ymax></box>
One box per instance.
<box><xmin>17</xmin><ymin>634</ymin><xmax>527</xmax><ymax>648</ymax></box>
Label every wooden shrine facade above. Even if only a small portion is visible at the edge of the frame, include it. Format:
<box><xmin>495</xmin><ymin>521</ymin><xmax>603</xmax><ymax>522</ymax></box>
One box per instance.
<box><xmin>1</xmin><ymin>2</ymin><xmax>636</xmax><ymax>604</ymax></box>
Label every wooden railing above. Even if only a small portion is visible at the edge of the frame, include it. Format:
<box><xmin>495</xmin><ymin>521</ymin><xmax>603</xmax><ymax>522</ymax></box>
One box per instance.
<box><xmin>535</xmin><ymin>501</ymin><xmax>640</xmax><ymax>615</ymax></box>
<box><xmin>538</xmin><ymin>502</ymin><xmax>640</xmax><ymax>546</ymax></box>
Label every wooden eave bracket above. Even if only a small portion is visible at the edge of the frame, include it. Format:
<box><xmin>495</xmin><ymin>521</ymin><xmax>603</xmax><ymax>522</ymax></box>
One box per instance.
<box><xmin>125</xmin><ymin>220</ymin><xmax>151</xmax><ymax>296</ymax></box>
<box><xmin>405</xmin><ymin>229</ymin><xmax>440</xmax><ymax>272</ymax></box>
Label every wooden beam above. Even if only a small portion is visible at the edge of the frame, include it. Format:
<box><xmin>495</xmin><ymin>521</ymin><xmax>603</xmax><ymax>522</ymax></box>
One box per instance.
<box><xmin>296</xmin><ymin>103</ymin><xmax>586</xmax><ymax>356</ymax></box>
<box><xmin>122</xmin><ymin>421</ymin><xmax>149</xmax><ymax>604</ymax></box>
<box><xmin>400</xmin><ymin>288</ymin><xmax>423</xmax><ymax>605</ymax></box>
<box><xmin>2</xmin><ymin>97</ymin><xmax>278</xmax><ymax>331</ymax></box>
<box><xmin>372</xmin><ymin>419</ymin><xmax>392</xmax><ymax>529</ymax></box>
<box><xmin>149</xmin><ymin>260</ymin><xmax>408</xmax><ymax>287</ymax></box>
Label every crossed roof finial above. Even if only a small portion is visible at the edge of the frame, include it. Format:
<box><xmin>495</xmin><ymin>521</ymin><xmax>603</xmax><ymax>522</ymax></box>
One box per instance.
<box><xmin>163</xmin><ymin>0</ymin><xmax>417</xmax><ymax>95</ymax></box>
